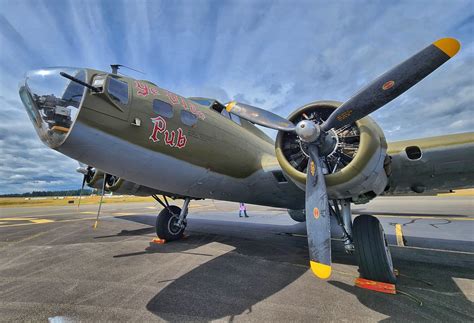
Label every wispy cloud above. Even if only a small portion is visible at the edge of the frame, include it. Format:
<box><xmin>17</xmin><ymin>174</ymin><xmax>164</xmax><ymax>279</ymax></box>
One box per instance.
<box><xmin>0</xmin><ymin>0</ymin><xmax>472</xmax><ymax>193</ymax></box>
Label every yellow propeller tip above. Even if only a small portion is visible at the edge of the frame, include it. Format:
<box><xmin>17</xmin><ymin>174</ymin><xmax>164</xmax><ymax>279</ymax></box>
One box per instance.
<box><xmin>433</xmin><ymin>38</ymin><xmax>460</xmax><ymax>57</ymax></box>
<box><xmin>226</xmin><ymin>101</ymin><xmax>236</xmax><ymax>112</ymax></box>
<box><xmin>310</xmin><ymin>261</ymin><xmax>332</xmax><ymax>279</ymax></box>
<box><xmin>92</xmin><ymin>221</ymin><xmax>98</xmax><ymax>229</ymax></box>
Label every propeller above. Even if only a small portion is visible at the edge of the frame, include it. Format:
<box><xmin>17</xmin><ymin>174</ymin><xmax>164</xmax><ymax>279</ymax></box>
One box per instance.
<box><xmin>76</xmin><ymin>164</ymin><xmax>93</xmax><ymax>209</ymax></box>
<box><xmin>320</xmin><ymin>38</ymin><xmax>460</xmax><ymax>132</ymax></box>
<box><xmin>77</xmin><ymin>174</ymin><xmax>87</xmax><ymax>209</ymax></box>
<box><xmin>305</xmin><ymin>144</ymin><xmax>332</xmax><ymax>278</ymax></box>
<box><xmin>93</xmin><ymin>173</ymin><xmax>107</xmax><ymax>229</ymax></box>
<box><xmin>75</xmin><ymin>163</ymin><xmax>111</xmax><ymax>229</ymax></box>
<box><xmin>226</xmin><ymin>38</ymin><xmax>460</xmax><ymax>279</ymax></box>
<box><xmin>225</xmin><ymin>101</ymin><xmax>296</xmax><ymax>131</ymax></box>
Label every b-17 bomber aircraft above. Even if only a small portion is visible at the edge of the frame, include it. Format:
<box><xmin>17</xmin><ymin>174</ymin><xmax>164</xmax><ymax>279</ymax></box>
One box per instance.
<box><xmin>19</xmin><ymin>38</ymin><xmax>474</xmax><ymax>284</ymax></box>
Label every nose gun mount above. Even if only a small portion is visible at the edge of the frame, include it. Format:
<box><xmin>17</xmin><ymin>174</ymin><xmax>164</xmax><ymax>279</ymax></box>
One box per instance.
<box><xmin>60</xmin><ymin>72</ymin><xmax>100</xmax><ymax>93</ymax></box>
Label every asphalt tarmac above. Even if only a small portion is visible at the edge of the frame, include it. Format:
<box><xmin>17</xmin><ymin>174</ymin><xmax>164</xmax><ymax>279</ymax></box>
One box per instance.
<box><xmin>0</xmin><ymin>197</ymin><xmax>473</xmax><ymax>322</ymax></box>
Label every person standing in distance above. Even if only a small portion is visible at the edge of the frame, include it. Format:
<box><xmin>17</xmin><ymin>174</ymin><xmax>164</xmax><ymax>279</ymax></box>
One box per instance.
<box><xmin>239</xmin><ymin>202</ymin><xmax>249</xmax><ymax>218</ymax></box>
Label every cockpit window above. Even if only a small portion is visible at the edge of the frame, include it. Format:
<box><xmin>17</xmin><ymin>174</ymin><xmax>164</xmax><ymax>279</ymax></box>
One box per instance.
<box><xmin>221</xmin><ymin>108</ymin><xmax>241</xmax><ymax>125</ymax></box>
<box><xmin>221</xmin><ymin>109</ymin><xmax>231</xmax><ymax>118</ymax></box>
<box><xmin>108</xmin><ymin>78</ymin><xmax>129</xmax><ymax>104</ymax></box>
<box><xmin>189</xmin><ymin>98</ymin><xmax>214</xmax><ymax>107</ymax></box>
<box><xmin>230</xmin><ymin>113</ymin><xmax>241</xmax><ymax>125</ymax></box>
<box><xmin>189</xmin><ymin>97</ymin><xmax>242</xmax><ymax>126</ymax></box>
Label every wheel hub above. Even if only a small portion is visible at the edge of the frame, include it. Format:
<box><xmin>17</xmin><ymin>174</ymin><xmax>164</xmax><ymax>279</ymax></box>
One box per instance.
<box><xmin>168</xmin><ymin>216</ymin><xmax>184</xmax><ymax>235</ymax></box>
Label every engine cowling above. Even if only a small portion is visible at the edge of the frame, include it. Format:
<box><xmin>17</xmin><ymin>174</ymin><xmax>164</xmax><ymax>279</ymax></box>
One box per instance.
<box><xmin>83</xmin><ymin>169</ymin><xmax>148</xmax><ymax>195</ymax></box>
<box><xmin>85</xmin><ymin>168</ymin><xmax>104</xmax><ymax>189</ymax></box>
<box><xmin>276</xmin><ymin>101</ymin><xmax>389</xmax><ymax>203</ymax></box>
<box><xmin>82</xmin><ymin>167</ymin><xmax>175</xmax><ymax>197</ymax></box>
<box><xmin>103</xmin><ymin>174</ymin><xmax>160</xmax><ymax>196</ymax></box>
<box><xmin>103</xmin><ymin>176</ymin><xmax>142</xmax><ymax>195</ymax></box>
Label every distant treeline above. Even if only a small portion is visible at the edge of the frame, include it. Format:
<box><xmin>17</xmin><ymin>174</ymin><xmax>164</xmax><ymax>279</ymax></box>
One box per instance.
<box><xmin>0</xmin><ymin>189</ymin><xmax>94</xmax><ymax>197</ymax></box>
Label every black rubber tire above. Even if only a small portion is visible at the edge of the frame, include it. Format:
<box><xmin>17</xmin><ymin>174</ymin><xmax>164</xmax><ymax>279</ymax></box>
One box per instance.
<box><xmin>353</xmin><ymin>214</ymin><xmax>397</xmax><ymax>284</ymax></box>
<box><xmin>155</xmin><ymin>206</ymin><xmax>185</xmax><ymax>241</ymax></box>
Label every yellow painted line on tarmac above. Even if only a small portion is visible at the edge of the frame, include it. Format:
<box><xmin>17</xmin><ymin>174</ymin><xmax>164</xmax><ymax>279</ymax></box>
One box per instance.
<box><xmin>0</xmin><ymin>211</ymin><xmax>159</xmax><ymax>228</ymax></box>
<box><xmin>49</xmin><ymin>216</ymin><xmax>100</xmax><ymax>224</ymax></box>
<box><xmin>2</xmin><ymin>212</ymin><xmax>81</xmax><ymax>219</ymax></box>
<box><xmin>51</xmin><ymin>214</ymin><xmax>136</xmax><ymax>224</ymax></box>
<box><xmin>0</xmin><ymin>214</ymin><xmax>133</xmax><ymax>228</ymax></box>
<box><xmin>395</xmin><ymin>224</ymin><xmax>405</xmax><ymax>247</ymax></box>
<box><xmin>1</xmin><ymin>211</ymin><xmax>108</xmax><ymax>220</ymax></box>
<box><xmin>0</xmin><ymin>220</ymin><xmax>81</xmax><ymax>228</ymax></box>
<box><xmin>30</xmin><ymin>219</ymin><xmax>54</xmax><ymax>224</ymax></box>
<box><xmin>0</xmin><ymin>209</ymin><xmax>90</xmax><ymax>217</ymax></box>
<box><xmin>0</xmin><ymin>217</ymin><xmax>56</xmax><ymax>226</ymax></box>
<box><xmin>0</xmin><ymin>213</ymin><xmax>146</xmax><ymax>228</ymax></box>
<box><xmin>1</xmin><ymin>217</ymin><xmax>38</xmax><ymax>221</ymax></box>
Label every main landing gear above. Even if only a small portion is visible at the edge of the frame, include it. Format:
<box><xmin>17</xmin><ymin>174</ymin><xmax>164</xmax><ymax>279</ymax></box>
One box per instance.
<box><xmin>332</xmin><ymin>199</ymin><xmax>396</xmax><ymax>284</ymax></box>
<box><xmin>152</xmin><ymin>195</ymin><xmax>191</xmax><ymax>241</ymax></box>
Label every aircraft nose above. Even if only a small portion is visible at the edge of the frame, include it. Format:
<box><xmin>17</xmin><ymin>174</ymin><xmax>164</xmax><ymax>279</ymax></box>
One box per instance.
<box><xmin>19</xmin><ymin>68</ymin><xmax>86</xmax><ymax>148</ymax></box>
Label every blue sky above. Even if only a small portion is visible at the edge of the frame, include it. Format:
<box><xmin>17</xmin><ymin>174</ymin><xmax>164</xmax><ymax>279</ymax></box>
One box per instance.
<box><xmin>0</xmin><ymin>0</ymin><xmax>473</xmax><ymax>194</ymax></box>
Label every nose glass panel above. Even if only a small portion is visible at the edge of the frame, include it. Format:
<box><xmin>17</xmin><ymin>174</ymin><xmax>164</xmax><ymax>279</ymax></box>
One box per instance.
<box><xmin>19</xmin><ymin>68</ymin><xmax>86</xmax><ymax>147</ymax></box>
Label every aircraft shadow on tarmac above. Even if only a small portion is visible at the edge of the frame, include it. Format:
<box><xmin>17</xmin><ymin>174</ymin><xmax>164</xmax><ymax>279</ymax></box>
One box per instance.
<box><xmin>102</xmin><ymin>215</ymin><xmax>474</xmax><ymax>321</ymax></box>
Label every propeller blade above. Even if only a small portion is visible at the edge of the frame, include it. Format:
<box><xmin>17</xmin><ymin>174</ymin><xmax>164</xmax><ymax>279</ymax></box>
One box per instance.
<box><xmin>77</xmin><ymin>175</ymin><xmax>86</xmax><ymax>209</ymax></box>
<box><xmin>226</xmin><ymin>101</ymin><xmax>296</xmax><ymax>132</ymax></box>
<box><xmin>322</xmin><ymin>38</ymin><xmax>460</xmax><ymax>131</ymax></box>
<box><xmin>93</xmin><ymin>173</ymin><xmax>107</xmax><ymax>229</ymax></box>
<box><xmin>305</xmin><ymin>144</ymin><xmax>332</xmax><ymax>279</ymax></box>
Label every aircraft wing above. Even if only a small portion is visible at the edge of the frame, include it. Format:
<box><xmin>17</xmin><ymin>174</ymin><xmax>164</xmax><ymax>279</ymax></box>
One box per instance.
<box><xmin>385</xmin><ymin>132</ymin><xmax>474</xmax><ymax>195</ymax></box>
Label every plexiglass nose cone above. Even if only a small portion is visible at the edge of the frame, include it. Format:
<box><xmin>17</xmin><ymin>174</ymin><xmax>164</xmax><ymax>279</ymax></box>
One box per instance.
<box><xmin>19</xmin><ymin>68</ymin><xmax>86</xmax><ymax>148</ymax></box>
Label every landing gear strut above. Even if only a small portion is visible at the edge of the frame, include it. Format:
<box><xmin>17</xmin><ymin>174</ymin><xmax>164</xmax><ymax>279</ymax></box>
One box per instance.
<box><xmin>331</xmin><ymin>199</ymin><xmax>354</xmax><ymax>253</ymax></box>
<box><xmin>152</xmin><ymin>195</ymin><xmax>191</xmax><ymax>241</ymax></box>
<box><xmin>331</xmin><ymin>199</ymin><xmax>396</xmax><ymax>283</ymax></box>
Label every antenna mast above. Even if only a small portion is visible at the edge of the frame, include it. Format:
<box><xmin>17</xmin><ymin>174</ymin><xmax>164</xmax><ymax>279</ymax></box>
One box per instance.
<box><xmin>110</xmin><ymin>64</ymin><xmax>145</xmax><ymax>75</ymax></box>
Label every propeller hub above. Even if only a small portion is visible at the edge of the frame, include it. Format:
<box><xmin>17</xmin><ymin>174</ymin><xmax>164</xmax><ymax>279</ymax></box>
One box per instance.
<box><xmin>295</xmin><ymin>120</ymin><xmax>321</xmax><ymax>143</ymax></box>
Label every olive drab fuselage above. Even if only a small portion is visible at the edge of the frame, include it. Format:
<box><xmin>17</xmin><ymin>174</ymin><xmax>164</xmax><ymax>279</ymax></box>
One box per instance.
<box><xmin>58</xmin><ymin>69</ymin><xmax>306</xmax><ymax>208</ymax></box>
<box><xmin>19</xmin><ymin>67</ymin><xmax>474</xmax><ymax>208</ymax></box>
<box><xmin>80</xmin><ymin>69</ymin><xmax>274</xmax><ymax>178</ymax></box>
